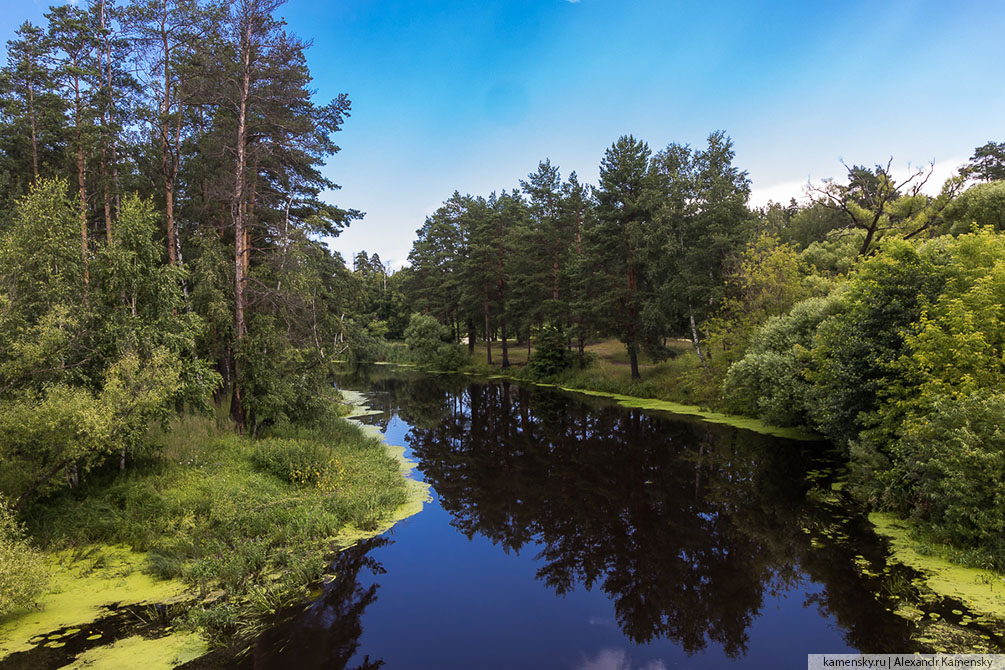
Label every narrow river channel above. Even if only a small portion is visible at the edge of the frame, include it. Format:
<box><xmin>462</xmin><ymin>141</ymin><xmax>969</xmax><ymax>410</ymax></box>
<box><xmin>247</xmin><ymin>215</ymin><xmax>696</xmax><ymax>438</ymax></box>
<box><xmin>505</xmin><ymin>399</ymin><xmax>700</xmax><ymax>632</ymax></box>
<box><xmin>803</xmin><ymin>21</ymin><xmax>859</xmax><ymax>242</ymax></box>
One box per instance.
<box><xmin>230</xmin><ymin>367</ymin><xmax>977</xmax><ymax>669</ymax></box>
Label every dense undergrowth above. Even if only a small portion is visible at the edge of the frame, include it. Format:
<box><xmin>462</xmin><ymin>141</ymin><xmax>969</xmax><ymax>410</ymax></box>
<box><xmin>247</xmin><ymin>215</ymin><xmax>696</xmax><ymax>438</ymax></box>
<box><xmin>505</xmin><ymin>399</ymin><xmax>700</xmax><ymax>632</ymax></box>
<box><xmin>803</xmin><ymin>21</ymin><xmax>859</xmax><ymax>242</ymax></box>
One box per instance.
<box><xmin>17</xmin><ymin>408</ymin><xmax>408</xmax><ymax>643</ymax></box>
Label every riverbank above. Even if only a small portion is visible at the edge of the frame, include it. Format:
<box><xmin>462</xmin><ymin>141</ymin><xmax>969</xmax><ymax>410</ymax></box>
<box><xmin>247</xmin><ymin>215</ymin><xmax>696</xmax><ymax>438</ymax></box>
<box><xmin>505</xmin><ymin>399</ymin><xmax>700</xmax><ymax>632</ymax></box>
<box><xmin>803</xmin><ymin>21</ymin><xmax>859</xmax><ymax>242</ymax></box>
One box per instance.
<box><xmin>418</xmin><ymin>337</ymin><xmax>821</xmax><ymax>440</ymax></box>
<box><xmin>0</xmin><ymin>392</ymin><xmax>428</xmax><ymax>668</ymax></box>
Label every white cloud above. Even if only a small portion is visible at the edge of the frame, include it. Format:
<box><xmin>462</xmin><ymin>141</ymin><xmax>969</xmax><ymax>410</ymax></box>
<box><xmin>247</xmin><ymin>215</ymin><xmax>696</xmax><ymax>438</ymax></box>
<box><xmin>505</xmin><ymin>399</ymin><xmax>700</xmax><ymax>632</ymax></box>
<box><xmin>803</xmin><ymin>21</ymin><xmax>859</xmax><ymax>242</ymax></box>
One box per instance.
<box><xmin>748</xmin><ymin>178</ymin><xmax>811</xmax><ymax>209</ymax></box>
<box><xmin>748</xmin><ymin>156</ymin><xmax>969</xmax><ymax>210</ymax></box>
<box><xmin>577</xmin><ymin>649</ymin><xmax>667</xmax><ymax>670</ymax></box>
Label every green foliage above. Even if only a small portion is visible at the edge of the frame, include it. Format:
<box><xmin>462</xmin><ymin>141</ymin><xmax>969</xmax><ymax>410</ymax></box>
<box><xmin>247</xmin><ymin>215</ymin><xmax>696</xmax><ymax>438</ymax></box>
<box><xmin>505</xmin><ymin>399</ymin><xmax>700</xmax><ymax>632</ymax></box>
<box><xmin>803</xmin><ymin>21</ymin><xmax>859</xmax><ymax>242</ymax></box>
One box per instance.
<box><xmin>779</xmin><ymin>202</ymin><xmax>847</xmax><ymax>249</ymax></box>
<box><xmin>944</xmin><ymin>181</ymin><xmax>1005</xmax><ymax>234</ymax></box>
<box><xmin>723</xmin><ymin>229</ymin><xmax>1005</xmax><ymax>563</ymax></box>
<box><xmin>0</xmin><ymin>348</ymin><xmax>184</xmax><ymax>505</ymax></box>
<box><xmin>404</xmin><ymin>312</ymin><xmax>449</xmax><ymax>366</ymax></box>
<box><xmin>807</xmin><ymin>238</ymin><xmax>949</xmax><ymax>445</ymax></box>
<box><xmin>799</xmin><ymin>230</ymin><xmax>864</xmax><ymax>277</ymax></box>
<box><xmin>527</xmin><ymin>324</ymin><xmax>574</xmax><ymax>377</ymax></box>
<box><xmin>591</xmin><ymin>134</ymin><xmax>661</xmax><ymax>375</ymax></box>
<box><xmin>0</xmin><ymin>496</ymin><xmax>48</xmax><ymax>616</ymax></box>
<box><xmin>346</xmin><ymin>320</ymin><xmax>389</xmax><ymax>366</ymax></box>
<box><xmin>433</xmin><ymin>342</ymin><xmax>469</xmax><ymax>371</ymax></box>
<box><xmin>966</xmin><ymin>141</ymin><xmax>1005</xmax><ymax>182</ymax></box>
<box><xmin>723</xmin><ymin>294</ymin><xmax>842</xmax><ymax>426</ymax></box>
<box><xmin>807</xmin><ymin>162</ymin><xmax>963</xmax><ymax>257</ymax></box>
<box><xmin>0</xmin><ymin>179</ymin><xmax>84</xmax><ymax>334</ymax></box>
<box><xmin>886</xmin><ymin>392</ymin><xmax>1005</xmax><ymax>565</ymax></box>
<box><xmin>706</xmin><ymin>234</ymin><xmax>814</xmax><ymax>370</ymax></box>
<box><xmin>0</xmin><ymin>385</ymin><xmax>111</xmax><ymax>503</ymax></box>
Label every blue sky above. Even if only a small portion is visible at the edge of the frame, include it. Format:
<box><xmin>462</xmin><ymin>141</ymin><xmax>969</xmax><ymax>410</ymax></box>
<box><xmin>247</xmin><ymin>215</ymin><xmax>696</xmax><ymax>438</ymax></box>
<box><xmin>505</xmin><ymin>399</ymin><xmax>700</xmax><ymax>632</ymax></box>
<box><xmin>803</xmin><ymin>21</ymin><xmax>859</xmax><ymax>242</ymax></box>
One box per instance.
<box><xmin>3</xmin><ymin>0</ymin><xmax>1004</xmax><ymax>268</ymax></box>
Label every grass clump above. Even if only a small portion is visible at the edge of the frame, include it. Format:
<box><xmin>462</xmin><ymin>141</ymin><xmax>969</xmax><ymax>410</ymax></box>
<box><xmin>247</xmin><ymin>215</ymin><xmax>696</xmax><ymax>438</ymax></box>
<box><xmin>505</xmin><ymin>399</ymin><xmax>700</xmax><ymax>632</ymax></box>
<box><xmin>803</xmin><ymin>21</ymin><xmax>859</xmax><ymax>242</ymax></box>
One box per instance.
<box><xmin>252</xmin><ymin>437</ymin><xmax>335</xmax><ymax>487</ymax></box>
<box><xmin>22</xmin><ymin>409</ymin><xmax>409</xmax><ymax>643</ymax></box>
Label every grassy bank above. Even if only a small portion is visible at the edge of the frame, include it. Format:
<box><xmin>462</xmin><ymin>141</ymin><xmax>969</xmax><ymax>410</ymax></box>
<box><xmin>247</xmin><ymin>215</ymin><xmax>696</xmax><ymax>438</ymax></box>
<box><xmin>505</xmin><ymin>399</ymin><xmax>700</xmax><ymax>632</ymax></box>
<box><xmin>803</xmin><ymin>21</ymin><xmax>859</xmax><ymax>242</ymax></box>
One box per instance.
<box><xmin>453</xmin><ymin>338</ymin><xmax>819</xmax><ymax>440</ymax></box>
<box><xmin>466</xmin><ymin>338</ymin><xmax>720</xmax><ymax>407</ymax></box>
<box><xmin>1</xmin><ymin>393</ymin><xmax>425</xmax><ymax>665</ymax></box>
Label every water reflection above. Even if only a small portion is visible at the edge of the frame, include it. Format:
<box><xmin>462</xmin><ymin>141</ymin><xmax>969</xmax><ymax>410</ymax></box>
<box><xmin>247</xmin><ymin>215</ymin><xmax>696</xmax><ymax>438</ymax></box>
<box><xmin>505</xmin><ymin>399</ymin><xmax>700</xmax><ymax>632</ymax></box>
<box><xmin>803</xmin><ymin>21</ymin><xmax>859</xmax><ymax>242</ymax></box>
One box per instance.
<box><xmin>237</xmin><ymin>538</ymin><xmax>390</xmax><ymax>670</ymax></box>
<box><xmin>356</xmin><ymin>372</ymin><xmax>914</xmax><ymax>657</ymax></box>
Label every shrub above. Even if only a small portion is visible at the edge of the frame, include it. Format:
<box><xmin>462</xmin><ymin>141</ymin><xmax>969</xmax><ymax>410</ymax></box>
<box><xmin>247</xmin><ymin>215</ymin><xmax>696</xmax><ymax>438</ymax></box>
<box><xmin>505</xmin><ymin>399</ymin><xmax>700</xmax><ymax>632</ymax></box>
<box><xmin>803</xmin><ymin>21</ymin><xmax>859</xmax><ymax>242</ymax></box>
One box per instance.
<box><xmin>528</xmin><ymin>325</ymin><xmax>574</xmax><ymax>377</ymax></box>
<box><xmin>885</xmin><ymin>392</ymin><xmax>1005</xmax><ymax>564</ymax></box>
<box><xmin>433</xmin><ymin>343</ymin><xmax>468</xmax><ymax>371</ymax></box>
<box><xmin>251</xmin><ymin>438</ymin><xmax>331</xmax><ymax>486</ymax></box>
<box><xmin>722</xmin><ymin>294</ymin><xmax>841</xmax><ymax>427</ymax></box>
<box><xmin>0</xmin><ymin>497</ymin><xmax>48</xmax><ymax>616</ymax></box>
<box><xmin>404</xmin><ymin>313</ymin><xmax>448</xmax><ymax>366</ymax></box>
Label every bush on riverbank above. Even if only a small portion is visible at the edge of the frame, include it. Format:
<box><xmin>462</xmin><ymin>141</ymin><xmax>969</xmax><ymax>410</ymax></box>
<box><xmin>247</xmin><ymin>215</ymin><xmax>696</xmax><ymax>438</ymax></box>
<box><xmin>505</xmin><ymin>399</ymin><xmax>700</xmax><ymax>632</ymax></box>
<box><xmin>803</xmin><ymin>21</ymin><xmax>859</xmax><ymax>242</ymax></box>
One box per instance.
<box><xmin>0</xmin><ymin>497</ymin><xmax>47</xmax><ymax>616</ymax></box>
<box><xmin>404</xmin><ymin>313</ymin><xmax>468</xmax><ymax>370</ymax></box>
<box><xmin>22</xmin><ymin>411</ymin><xmax>408</xmax><ymax>642</ymax></box>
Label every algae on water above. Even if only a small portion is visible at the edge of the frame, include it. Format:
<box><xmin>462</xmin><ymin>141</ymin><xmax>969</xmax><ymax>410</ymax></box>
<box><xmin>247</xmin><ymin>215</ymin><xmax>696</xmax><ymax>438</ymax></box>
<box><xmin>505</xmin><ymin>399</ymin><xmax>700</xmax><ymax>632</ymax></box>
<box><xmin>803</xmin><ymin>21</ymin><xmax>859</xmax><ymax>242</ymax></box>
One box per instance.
<box><xmin>62</xmin><ymin>632</ymin><xmax>206</xmax><ymax>670</ymax></box>
<box><xmin>335</xmin><ymin>389</ymin><xmax>431</xmax><ymax>549</ymax></box>
<box><xmin>871</xmin><ymin>512</ymin><xmax>1005</xmax><ymax>621</ymax></box>
<box><xmin>0</xmin><ymin>545</ymin><xmax>192</xmax><ymax>659</ymax></box>
<box><xmin>553</xmin><ymin>386</ymin><xmax>822</xmax><ymax>441</ymax></box>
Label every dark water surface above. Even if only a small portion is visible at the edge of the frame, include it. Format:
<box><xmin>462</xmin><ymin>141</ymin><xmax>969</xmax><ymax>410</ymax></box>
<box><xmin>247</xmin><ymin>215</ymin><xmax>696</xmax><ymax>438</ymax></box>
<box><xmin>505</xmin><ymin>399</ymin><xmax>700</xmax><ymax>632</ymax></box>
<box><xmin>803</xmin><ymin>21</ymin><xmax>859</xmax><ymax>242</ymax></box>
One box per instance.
<box><xmin>238</xmin><ymin>369</ymin><xmax>922</xmax><ymax>669</ymax></box>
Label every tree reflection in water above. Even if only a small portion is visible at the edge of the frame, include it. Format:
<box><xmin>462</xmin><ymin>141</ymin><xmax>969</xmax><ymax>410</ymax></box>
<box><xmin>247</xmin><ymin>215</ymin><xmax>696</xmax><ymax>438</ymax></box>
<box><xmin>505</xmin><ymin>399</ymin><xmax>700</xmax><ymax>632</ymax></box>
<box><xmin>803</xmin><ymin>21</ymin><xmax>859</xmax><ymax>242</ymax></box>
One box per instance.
<box><xmin>238</xmin><ymin>538</ymin><xmax>390</xmax><ymax>670</ymax></box>
<box><xmin>366</xmin><ymin>374</ymin><xmax>912</xmax><ymax>658</ymax></box>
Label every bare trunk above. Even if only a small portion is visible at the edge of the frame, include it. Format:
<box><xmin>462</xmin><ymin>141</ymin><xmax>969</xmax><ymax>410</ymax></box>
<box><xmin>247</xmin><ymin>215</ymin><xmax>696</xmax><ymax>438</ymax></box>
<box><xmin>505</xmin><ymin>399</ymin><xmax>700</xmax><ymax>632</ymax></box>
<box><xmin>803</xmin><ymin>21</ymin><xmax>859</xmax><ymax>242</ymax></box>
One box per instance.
<box><xmin>165</xmin><ymin>181</ymin><xmax>177</xmax><ymax>263</ymax></box>
<box><xmin>500</xmin><ymin>315</ymin><xmax>510</xmax><ymax>369</ymax></box>
<box><xmin>74</xmin><ymin>72</ymin><xmax>89</xmax><ymax>287</ymax></box>
<box><xmin>689</xmin><ymin>311</ymin><xmax>709</xmax><ymax>372</ymax></box>
<box><xmin>101</xmin><ymin>151</ymin><xmax>112</xmax><ymax>242</ymax></box>
<box><xmin>161</xmin><ymin>18</ymin><xmax>178</xmax><ymax>264</ymax></box>
<box><xmin>27</xmin><ymin>82</ymin><xmax>38</xmax><ymax>179</ymax></box>
<box><xmin>102</xmin><ymin>0</ymin><xmax>121</xmax><ymax>219</ymax></box>
<box><xmin>484</xmin><ymin>298</ymin><xmax>492</xmax><ymax>365</ymax></box>
<box><xmin>98</xmin><ymin>1</ymin><xmax>112</xmax><ymax>242</ymax></box>
<box><xmin>626</xmin><ymin>264</ymin><xmax>638</xmax><ymax>379</ymax></box>
<box><xmin>577</xmin><ymin>335</ymin><xmax>585</xmax><ymax>369</ymax></box>
<box><xmin>231</xmin><ymin>19</ymin><xmax>253</xmax><ymax>431</ymax></box>
<box><xmin>629</xmin><ymin>343</ymin><xmax>640</xmax><ymax>380</ymax></box>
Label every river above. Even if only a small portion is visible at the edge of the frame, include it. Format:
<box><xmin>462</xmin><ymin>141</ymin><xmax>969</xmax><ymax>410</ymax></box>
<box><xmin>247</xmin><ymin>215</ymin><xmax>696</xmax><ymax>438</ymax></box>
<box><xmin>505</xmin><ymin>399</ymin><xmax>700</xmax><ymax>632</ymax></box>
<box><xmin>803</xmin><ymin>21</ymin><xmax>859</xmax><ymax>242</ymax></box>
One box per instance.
<box><xmin>228</xmin><ymin>368</ymin><xmax>991</xmax><ymax>669</ymax></box>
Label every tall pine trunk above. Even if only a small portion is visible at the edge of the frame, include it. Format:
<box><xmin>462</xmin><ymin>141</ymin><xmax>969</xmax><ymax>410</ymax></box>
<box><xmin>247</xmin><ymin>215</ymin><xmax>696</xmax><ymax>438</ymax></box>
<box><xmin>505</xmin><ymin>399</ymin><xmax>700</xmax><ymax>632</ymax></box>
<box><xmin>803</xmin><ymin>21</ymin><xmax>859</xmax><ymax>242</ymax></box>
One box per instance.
<box><xmin>73</xmin><ymin>70</ymin><xmax>89</xmax><ymax>288</ymax></box>
<box><xmin>27</xmin><ymin>81</ymin><xmax>38</xmax><ymax>179</ymax></box>
<box><xmin>230</xmin><ymin>15</ymin><xmax>253</xmax><ymax>431</ymax></box>
<box><xmin>98</xmin><ymin>0</ymin><xmax>112</xmax><ymax>242</ymax></box>
<box><xmin>484</xmin><ymin>297</ymin><xmax>492</xmax><ymax>365</ymax></box>
<box><xmin>161</xmin><ymin>23</ymin><xmax>178</xmax><ymax>265</ymax></box>
<box><xmin>626</xmin><ymin>264</ymin><xmax>639</xmax><ymax>379</ymax></box>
